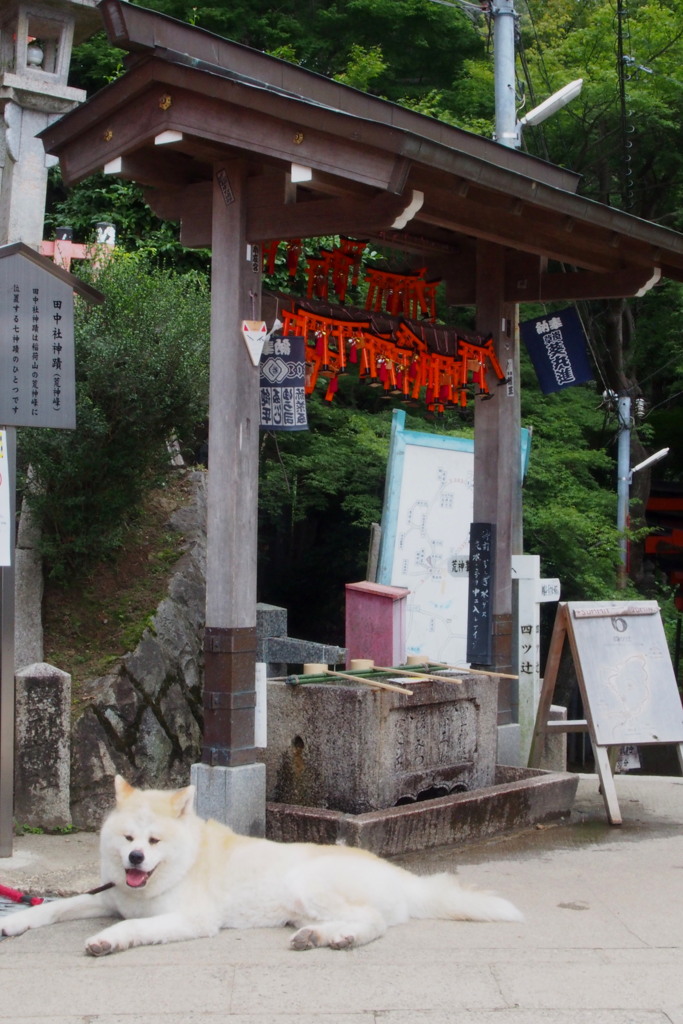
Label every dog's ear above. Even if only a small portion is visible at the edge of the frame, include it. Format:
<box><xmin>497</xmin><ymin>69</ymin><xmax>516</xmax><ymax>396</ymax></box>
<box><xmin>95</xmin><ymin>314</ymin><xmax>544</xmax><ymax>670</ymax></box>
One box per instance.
<box><xmin>114</xmin><ymin>775</ymin><xmax>135</xmax><ymax>803</ymax></box>
<box><xmin>171</xmin><ymin>785</ymin><xmax>196</xmax><ymax>818</ymax></box>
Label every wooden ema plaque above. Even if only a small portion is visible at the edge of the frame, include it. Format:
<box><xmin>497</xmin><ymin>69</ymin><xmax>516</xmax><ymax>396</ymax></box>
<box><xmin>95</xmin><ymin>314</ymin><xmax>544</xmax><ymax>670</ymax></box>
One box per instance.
<box><xmin>529</xmin><ymin>601</ymin><xmax>683</xmax><ymax>824</ymax></box>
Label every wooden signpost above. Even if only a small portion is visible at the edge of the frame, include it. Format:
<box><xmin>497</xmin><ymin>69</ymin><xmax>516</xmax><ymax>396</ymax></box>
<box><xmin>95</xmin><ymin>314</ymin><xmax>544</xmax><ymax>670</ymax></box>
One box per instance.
<box><xmin>529</xmin><ymin>601</ymin><xmax>683</xmax><ymax>824</ymax></box>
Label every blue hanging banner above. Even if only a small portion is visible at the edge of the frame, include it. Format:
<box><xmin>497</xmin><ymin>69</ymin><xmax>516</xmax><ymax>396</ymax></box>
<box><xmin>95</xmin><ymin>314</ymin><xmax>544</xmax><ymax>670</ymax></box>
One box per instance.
<box><xmin>520</xmin><ymin>307</ymin><xmax>593</xmax><ymax>394</ymax></box>
<box><xmin>259</xmin><ymin>334</ymin><xmax>308</xmax><ymax>431</ymax></box>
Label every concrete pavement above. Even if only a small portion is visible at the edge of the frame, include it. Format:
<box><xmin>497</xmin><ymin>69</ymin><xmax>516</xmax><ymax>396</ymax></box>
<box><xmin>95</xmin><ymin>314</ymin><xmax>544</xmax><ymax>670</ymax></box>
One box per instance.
<box><xmin>1</xmin><ymin>772</ymin><xmax>683</xmax><ymax>1023</ymax></box>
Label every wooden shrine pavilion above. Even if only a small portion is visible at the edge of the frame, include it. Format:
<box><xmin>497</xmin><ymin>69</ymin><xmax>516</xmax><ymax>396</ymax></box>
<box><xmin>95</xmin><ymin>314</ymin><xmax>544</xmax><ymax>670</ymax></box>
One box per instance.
<box><xmin>39</xmin><ymin>0</ymin><xmax>683</xmax><ymax>765</ymax></box>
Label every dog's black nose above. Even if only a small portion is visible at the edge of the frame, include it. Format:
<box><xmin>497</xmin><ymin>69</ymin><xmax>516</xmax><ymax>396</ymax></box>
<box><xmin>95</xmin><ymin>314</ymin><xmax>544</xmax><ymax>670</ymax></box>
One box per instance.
<box><xmin>128</xmin><ymin>849</ymin><xmax>145</xmax><ymax>866</ymax></box>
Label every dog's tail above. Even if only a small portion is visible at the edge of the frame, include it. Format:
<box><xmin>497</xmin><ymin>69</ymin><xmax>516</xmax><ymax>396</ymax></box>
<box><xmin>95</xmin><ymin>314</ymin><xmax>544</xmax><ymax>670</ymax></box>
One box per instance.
<box><xmin>407</xmin><ymin>871</ymin><xmax>523</xmax><ymax>923</ymax></box>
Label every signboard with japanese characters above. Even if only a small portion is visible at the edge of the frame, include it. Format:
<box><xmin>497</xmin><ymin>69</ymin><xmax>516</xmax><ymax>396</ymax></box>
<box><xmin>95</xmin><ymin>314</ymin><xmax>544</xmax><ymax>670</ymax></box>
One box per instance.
<box><xmin>259</xmin><ymin>334</ymin><xmax>308</xmax><ymax>431</ymax></box>
<box><xmin>466</xmin><ymin>522</ymin><xmax>495</xmax><ymax>664</ymax></box>
<box><xmin>0</xmin><ymin>249</ymin><xmax>76</xmax><ymax>429</ymax></box>
<box><xmin>520</xmin><ymin>306</ymin><xmax>593</xmax><ymax>394</ymax></box>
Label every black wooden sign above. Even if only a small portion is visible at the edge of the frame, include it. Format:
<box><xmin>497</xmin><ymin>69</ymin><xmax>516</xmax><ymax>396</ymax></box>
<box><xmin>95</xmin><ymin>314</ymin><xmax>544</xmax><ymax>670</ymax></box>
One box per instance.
<box><xmin>466</xmin><ymin>521</ymin><xmax>495</xmax><ymax>664</ymax></box>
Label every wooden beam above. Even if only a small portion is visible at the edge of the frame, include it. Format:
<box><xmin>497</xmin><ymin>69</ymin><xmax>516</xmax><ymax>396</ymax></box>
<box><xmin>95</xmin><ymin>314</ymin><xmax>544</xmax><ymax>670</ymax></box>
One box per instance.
<box><xmin>104</xmin><ymin>150</ymin><xmax>210</xmax><ymax>189</ymax></box>
<box><xmin>144</xmin><ymin>179</ymin><xmax>426</xmax><ymax>247</ymax></box>
<box><xmin>418</xmin><ymin>196</ymin><xmax>626</xmax><ymax>273</ymax></box>
<box><xmin>508</xmin><ymin>265</ymin><xmax>662</xmax><ymax>302</ymax></box>
<box><xmin>473</xmin><ymin>240</ymin><xmax>520</xmax><ymax>686</ymax></box>
<box><xmin>56</xmin><ymin>79</ymin><xmax>414</xmax><ymax>195</ymax></box>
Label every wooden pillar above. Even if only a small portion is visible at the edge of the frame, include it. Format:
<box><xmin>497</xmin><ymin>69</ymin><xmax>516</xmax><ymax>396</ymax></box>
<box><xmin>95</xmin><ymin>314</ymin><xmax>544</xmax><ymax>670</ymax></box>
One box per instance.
<box><xmin>203</xmin><ymin>161</ymin><xmax>261</xmax><ymax>766</ymax></box>
<box><xmin>473</xmin><ymin>240</ymin><xmax>521</xmax><ymax>715</ymax></box>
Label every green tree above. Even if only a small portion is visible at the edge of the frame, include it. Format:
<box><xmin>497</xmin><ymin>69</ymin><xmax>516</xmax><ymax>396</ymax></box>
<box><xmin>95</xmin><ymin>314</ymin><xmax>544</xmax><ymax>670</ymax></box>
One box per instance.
<box><xmin>520</xmin><ymin>360</ymin><xmax>624</xmax><ymax>599</ymax></box>
<box><xmin>19</xmin><ymin>253</ymin><xmax>211</xmax><ymax>579</ymax></box>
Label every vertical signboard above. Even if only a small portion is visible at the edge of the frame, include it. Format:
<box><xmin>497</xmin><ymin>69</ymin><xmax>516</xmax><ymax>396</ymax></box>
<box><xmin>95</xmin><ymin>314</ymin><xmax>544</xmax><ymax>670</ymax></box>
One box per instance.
<box><xmin>466</xmin><ymin>522</ymin><xmax>495</xmax><ymax>665</ymax></box>
<box><xmin>0</xmin><ymin>250</ymin><xmax>76</xmax><ymax>428</ymax></box>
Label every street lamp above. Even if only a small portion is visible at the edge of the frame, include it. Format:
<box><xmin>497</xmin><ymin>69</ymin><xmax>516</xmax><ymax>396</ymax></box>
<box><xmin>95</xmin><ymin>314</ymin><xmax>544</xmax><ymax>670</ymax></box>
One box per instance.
<box><xmin>630</xmin><ymin>448</ymin><xmax>670</xmax><ymax>481</ymax></box>
<box><xmin>616</xmin><ymin>391</ymin><xmax>669</xmax><ymax>585</ymax></box>
<box><xmin>515</xmin><ymin>78</ymin><xmax>583</xmax><ymax>147</ymax></box>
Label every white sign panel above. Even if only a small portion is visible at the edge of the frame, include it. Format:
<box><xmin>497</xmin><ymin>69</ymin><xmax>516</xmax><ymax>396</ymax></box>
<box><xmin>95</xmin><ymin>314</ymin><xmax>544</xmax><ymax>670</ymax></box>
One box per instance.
<box><xmin>377</xmin><ymin>411</ymin><xmax>474</xmax><ymax>665</ymax></box>
<box><xmin>0</xmin><ymin>430</ymin><xmax>11</xmax><ymax>565</ymax></box>
<box><xmin>378</xmin><ymin>411</ymin><xmax>533</xmax><ymax>667</ymax></box>
<box><xmin>0</xmin><ymin>252</ymin><xmax>76</xmax><ymax>429</ymax></box>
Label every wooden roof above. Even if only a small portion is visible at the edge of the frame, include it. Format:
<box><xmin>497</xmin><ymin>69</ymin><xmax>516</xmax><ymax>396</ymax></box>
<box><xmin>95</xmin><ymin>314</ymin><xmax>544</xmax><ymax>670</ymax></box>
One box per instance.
<box><xmin>39</xmin><ymin>0</ymin><xmax>683</xmax><ymax>303</ymax></box>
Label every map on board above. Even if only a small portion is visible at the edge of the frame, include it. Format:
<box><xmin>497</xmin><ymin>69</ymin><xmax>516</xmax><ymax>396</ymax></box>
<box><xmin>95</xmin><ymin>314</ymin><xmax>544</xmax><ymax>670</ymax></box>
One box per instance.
<box><xmin>377</xmin><ymin>410</ymin><xmax>531</xmax><ymax>666</ymax></box>
<box><xmin>376</xmin><ymin>411</ymin><xmax>474</xmax><ymax>665</ymax></box>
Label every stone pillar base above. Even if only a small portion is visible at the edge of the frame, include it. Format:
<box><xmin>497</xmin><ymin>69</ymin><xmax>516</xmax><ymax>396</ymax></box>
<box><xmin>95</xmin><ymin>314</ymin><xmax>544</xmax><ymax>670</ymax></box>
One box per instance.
<box><xmin>191</xmin><ymin>762</ymin><xmax>266</xmax><ymax>836</ymax></box>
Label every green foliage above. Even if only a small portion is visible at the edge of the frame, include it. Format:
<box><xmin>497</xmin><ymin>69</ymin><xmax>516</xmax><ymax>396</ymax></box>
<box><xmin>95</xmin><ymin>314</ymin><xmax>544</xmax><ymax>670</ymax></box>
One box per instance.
<box><xmin>334</xmin><ymin>43</ymin><xmax>388</xmax><ymax>92</ymax></box>
<box><xmin>258</xmin><ymin>384</ymin><xmax>472</xmax><ymax>643</ymax></box>
<box><xmin>519</xmin><ymin>0</ymin><xmax>683</xmax><ymax>219</ymax></box>
<box><xmin>19</xmin><ymin>253</ymin><xmax>210</xmax><ymax>579</ymax></box>
<box><xmin>45</xmin><ymin>168</ymin><xmax>210</xmax><ymax>272</ymax></box>
<box><xmin>520</xmin><ymin>357</ymin><xmax>626</xmax><ymax>600</ymax></box>
<box><xmin>69</xmin><ymin>0</ymin><xmax>485</xmax><ymax>108</ymax></box>
<box><xmin>258</xmin><ymin>389</ymin><xmax>392</xmax><ymax>641</ymax></box>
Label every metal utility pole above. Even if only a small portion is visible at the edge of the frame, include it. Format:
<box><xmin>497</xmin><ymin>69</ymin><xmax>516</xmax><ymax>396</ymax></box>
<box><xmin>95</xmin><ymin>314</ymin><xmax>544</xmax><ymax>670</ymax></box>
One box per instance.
<box><xmin>492</xmin><ymin>0</ymin><xmax>519</xmax><ymax>148</ymax></box>
<box><xmin>616</xmin><ymin>395</ymin><xmax>631</xmax><ymax>588</ymax></box>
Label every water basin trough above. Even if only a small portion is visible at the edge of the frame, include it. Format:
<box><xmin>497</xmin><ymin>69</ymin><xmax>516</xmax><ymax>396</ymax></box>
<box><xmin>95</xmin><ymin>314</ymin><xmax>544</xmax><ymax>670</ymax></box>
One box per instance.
<box><xmin>261</xmin><ymin>668</ymin><xmax>578</xmax><ymax>856</ymax></box>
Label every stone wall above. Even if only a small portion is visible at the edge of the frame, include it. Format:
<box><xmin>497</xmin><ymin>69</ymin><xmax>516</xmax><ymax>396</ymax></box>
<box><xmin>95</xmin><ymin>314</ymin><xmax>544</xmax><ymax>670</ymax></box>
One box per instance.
<box><xmin>63</xmin><ymin>471</ymin><xmax>345</xmax><ymax>828</ymax></box>
<box><xmin>69</xmin><ymin>472</ymin><xmax>208</xmax><ymax>827</ymax></box>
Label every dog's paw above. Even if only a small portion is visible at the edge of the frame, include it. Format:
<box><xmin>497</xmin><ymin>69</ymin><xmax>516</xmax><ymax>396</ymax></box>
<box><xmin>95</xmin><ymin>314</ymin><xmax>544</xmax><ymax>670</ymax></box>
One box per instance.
<box><xmin>290</xmin><ymin>926</ymin><xmax>322</xmax><ymax>950</ymax></box>
<box><xmin>1</xmin><ymin>912</ymin><xmax>31</xmax><ymax>938</ymax></box>
<box><xmin>85</xmin><ymin>938</ymin><xmax>114</xmax><ymax>957</ymax></box>
<box><xmin>290</xmin><ymin>926</ymin><xmax>355</xmax><ymax>951</ymax></box>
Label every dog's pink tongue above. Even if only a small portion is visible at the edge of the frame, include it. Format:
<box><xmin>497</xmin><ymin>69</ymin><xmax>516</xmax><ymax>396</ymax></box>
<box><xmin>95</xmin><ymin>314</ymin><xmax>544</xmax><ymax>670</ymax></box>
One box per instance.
<box><xmin>125</xmin><ymin>868</ymin><xmax>148</xmax><ymax>888</ymax></box>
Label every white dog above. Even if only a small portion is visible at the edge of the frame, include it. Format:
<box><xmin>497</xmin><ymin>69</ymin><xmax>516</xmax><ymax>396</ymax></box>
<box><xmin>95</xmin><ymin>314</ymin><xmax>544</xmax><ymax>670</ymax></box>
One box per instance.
<box><xmin>2</xmin><ymin>775</ymin><xmax>523</xmax><ymax>956</ymax></box>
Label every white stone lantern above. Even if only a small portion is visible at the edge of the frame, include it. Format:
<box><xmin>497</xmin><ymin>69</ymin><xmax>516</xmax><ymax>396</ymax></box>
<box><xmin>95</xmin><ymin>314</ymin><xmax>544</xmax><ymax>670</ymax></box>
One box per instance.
<box><xmin>0</xmin><ymin>0</ymin><xmax>100</xmax><ymax>246</ymax></box>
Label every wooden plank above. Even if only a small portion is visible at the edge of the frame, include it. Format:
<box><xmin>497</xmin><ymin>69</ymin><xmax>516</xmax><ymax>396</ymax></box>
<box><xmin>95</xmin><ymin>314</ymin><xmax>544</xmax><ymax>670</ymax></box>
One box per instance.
<box><xmin>546</xmin><ymin>719</ymin><xmax>589</xmax><ymax>732</ymax></box>
<box><xmin>593</xmin><ymin>745</ymin><xmax>623</xmax><ymax>825</ymax></box>
<box><xmin>506</xmin><ymin>266</ymin><xmax>661</xmax><ymax>302</ymax></box>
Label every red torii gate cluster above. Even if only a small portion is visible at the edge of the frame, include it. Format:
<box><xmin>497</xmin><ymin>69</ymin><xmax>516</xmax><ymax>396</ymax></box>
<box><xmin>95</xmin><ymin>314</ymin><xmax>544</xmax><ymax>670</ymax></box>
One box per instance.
<box><xmin>281</xmin><ymin>304</ymin><xmax>505</xmax><ymax>410</ymax></box>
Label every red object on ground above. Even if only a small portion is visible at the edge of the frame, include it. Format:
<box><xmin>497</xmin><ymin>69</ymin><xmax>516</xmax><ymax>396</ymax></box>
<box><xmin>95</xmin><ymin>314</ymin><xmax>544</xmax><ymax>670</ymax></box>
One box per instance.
<box><xmin>0</xmin><ymin>883</ymin><xmax>43</xmax><ymax>906</ymax></box>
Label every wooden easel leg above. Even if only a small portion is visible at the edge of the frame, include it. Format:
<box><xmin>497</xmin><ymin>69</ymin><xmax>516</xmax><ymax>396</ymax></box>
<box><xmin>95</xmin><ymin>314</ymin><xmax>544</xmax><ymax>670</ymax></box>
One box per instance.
<box><xmin>594</xmin><ymin>745</ymin><xmax>622</xmax><ymax>825</ymax></box>
<box><xmin>528</xmin><ymin>604</ymin><xmax>567</xmax><ymax>768</ymax></box>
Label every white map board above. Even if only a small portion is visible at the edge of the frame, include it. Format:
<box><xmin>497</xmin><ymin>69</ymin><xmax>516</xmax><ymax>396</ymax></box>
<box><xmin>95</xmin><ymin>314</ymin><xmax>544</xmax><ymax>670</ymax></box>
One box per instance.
<box><xmin>377</xmin><ymin>411</ymin><xmax>475</xmax><ymax>665</ymax></box>
<box><xmin>377</xmin><ymin>410</ymin><xmax>530</xmax><ymax>665</ymax></box>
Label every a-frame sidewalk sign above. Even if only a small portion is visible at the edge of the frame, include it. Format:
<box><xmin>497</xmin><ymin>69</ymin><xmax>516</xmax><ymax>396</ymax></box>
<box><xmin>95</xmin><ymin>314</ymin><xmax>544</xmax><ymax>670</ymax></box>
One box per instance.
<box><xmin>528</xmin><ymin>600</ymin><xmax>683</xmax><ymax>825</ymax></box>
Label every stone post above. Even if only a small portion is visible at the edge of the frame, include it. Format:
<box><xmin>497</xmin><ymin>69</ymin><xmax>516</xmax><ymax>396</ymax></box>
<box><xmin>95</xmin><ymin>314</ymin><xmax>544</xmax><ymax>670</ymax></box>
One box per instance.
<box><xmin>14</xmin><ymin>662</ymin><xmax>71</xmax><ymax>828</ymax></box>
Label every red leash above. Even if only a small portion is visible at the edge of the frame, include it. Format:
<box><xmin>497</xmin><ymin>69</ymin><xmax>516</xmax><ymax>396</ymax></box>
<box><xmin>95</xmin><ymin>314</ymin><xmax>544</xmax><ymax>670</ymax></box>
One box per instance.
<box><xmin>0</xmin><ymin>883</ymin><xmax>44</xmax><ymax>907</ymax></box>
